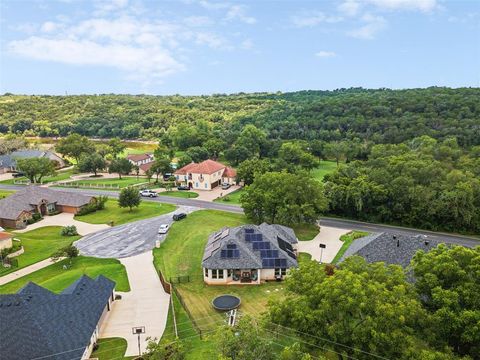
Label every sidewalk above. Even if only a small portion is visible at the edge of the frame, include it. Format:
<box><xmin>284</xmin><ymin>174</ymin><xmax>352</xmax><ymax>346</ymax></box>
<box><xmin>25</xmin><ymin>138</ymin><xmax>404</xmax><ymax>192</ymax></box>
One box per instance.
<box><xmin>100</xmin><ymin>251</ymin><xmax>170</xmax><ymax>356</ymax></box>
<box><xmin>0</xmin><ymin>257</ymin><xmax>64</xmax><ymax>286</ymax></box>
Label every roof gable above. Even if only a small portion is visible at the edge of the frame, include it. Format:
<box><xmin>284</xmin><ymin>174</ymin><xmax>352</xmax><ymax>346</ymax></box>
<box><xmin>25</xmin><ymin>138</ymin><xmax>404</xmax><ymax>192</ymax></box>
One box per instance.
<box><xmin>175</xmin><ymin>159</ymin><xmax>228</xmax><ymax>175</ymax></box>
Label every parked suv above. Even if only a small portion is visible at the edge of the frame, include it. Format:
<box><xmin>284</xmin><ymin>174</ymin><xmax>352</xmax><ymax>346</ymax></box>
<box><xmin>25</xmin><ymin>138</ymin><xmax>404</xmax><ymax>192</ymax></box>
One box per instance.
<box><xmin>173</xmin><ymin>213</ymin><xmax>187</xmax><ymax>221</ymax></box>
<box><xmin>177</xmin><ymin>185</ymin><xmax>190</xmax><ymax>191</ymax></box>
<box><xmin>139</xmin><ymin>189</ymin><xmax>158</xmax><ymax>197</ymax></box>
<box><xmin>221</xmin><ymin>182</ymin><xmax>231</xmax><ymax>190</ymax></box>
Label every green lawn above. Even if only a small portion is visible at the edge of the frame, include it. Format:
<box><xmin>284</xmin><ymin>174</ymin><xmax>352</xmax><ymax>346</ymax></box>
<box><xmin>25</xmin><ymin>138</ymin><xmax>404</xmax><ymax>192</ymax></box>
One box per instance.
<box><xmin>0</xmin><ymin>169</ymin><xmax>75</xmax><ymax>185</ymax></box>
<box><xmin>213</xmin><ymin>188</ymin><xmax>244</xmax><ymax>205</ymax></box>
<box><xmin>0</xmin><ymin>189</ymin><xmax>14</xmax><ymax>198</ymax></box>
<box><xmin>331</xmin><ymin>231</ymin><xmax>369</xmax><ymax>264</ymax></box>
<box><xmin>311</xmin><ymin>160</ymin><xmax>338</xmax><ymax>182</ymax></box>
<box><xmin>159</xmin><ymin>191</ymin><xmax>199</xmax><ymax>199</ymax></box>
<box><xmin>292</xmin><ymin>223</ymin><xmax>320</xmax><ymax>241</ymax></box>
<box><xmin>153</xmin><ymin>210</ymin><xmax>286</xmax><ymax>334</ymax></box>
<box><xmin>75</xmin><ymin>199</ymin><xmax>176</xmax><ymax>225</ymax></box>
<box><xmin>91</xmin><ymin>338</ymin><xmax>131</xmax><ymax>360</ymax></box>
<box><xmin>298</xmin><ymin>252</ymin><xmax>312</xmax><ymax>262</ymax></box>
<box><xmin>0</xmin><ymin>255</ymin><xmax>130</xmax><ymax>294</ymax></box>
<box><xmin>0</xmin><ymin>226</ymin><xmax>80</xmax><ymax>276</ymax></box>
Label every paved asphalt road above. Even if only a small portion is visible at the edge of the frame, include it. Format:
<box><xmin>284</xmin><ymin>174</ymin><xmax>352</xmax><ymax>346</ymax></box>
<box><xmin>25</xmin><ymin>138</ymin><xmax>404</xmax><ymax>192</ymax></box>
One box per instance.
<box><xmin>74</xmin><ymin>205</ymin><xmax>198</xmax><ymax>258</ymax></box>
<box><xmin>1</xmin><ymin>184</ymin><xmax>478</xmax><ymax>248</ymax></box>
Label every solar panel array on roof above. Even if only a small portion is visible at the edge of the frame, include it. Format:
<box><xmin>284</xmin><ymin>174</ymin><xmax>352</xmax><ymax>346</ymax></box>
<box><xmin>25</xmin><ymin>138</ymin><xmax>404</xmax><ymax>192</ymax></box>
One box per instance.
<box><xmin>252</xmin><ymin>241</ymin><xmax>271</xmax><ymax>250</ymax></box>
<box><xmin>220</xmin><ymin>249</ymin><xmax>240</xmax><ymax>258</ymax></box>
<box><xmin>277</xmin><ymin>236</ymin><xmax>296</xmax><ymax>259</ymax></box>
<box><xmin>262</xmin><ymin>258</ymin><xmax>287</xmax><ymax>268</ymax></box>
<box><xmin>260</xmin><ymin>250</ymin><xmax>279</xmax><ymax>258</ymax></box>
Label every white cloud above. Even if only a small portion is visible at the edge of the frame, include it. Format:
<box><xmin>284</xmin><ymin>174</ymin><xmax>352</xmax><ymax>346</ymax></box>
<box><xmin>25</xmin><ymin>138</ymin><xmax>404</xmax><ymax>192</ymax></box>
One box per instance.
<box><xmin>195</xmin><ymin>32</ymin><xmax>231</xmax><ymax>49</ymax></box>
<box><xmin>93</xmin><ymin>0</ymin><xmax>129</xmax><ymax>15</ymax></box>
<box><xmin>338</xmin><ymin>0</ymin><xmax>361</xmax><ymax>16</ymax></box>
<box><xmin>338</xmin><ymin>0</ymin><xmax>438</xmax><ymax>15</ymax></box>
<box><xmin>240</xmin><ymin>39</ymin><xmax>253</xmax><ymax>50</ymax></box>
<box><xmin>224</xmin><ymin>5</ymin><xmax>256</xmax><ymax>24</ymax></box>
<box><xmin>291</xmin><ymin>11</ymin><xmax>343</xmax><ymax>27</ymax></box>
<box><xmin>315</xmin><ymin>50</ymin><xmax>336</xmax><ymax>58</ymax></box>
<box><xmin>8</xmin><ymin>36</ymin><xmax>184</xmax><ymax>81</ymax></box>
<box><xmin>183</xmin><ymin>16</ymin><xmax>213</xmax><ymax>27</ymax></box>
<box><xmin>347</xmin><ymin>13</ymin><xmax>386</xmax><ymax>39</ymax></box>
<box><xmin>41</xmin><ymin>21</ymin><xmax>61</xmax><ymax>33</ymax></box>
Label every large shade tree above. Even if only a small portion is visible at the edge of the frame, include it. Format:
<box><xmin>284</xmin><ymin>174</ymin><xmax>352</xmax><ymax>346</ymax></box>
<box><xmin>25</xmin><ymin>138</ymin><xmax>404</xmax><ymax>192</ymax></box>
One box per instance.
<box><xmin>17</xmin><ymin>157</ymin><xmax>55</xmax><ymax>183</ymax></box>
<box><xmin>240</xmin><ymin>171</ymin><xmax>328</xmax><ymax>225</ymax></box>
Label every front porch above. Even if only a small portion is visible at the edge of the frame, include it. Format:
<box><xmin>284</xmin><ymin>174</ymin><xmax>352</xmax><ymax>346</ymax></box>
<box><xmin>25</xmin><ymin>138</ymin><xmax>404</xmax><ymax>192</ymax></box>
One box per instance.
<box><xmin>204</xmin><ymin>268</ymin><xmax>262</xmax><ymax>285</ymax></box>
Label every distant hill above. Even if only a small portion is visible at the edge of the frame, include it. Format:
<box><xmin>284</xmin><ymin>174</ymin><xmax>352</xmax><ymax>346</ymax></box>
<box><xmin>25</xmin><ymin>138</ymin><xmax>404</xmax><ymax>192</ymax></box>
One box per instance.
<box><xmin>1</xmin><ymin>87</ymin><xmax>479</xmax><ymax>146</ymax></box>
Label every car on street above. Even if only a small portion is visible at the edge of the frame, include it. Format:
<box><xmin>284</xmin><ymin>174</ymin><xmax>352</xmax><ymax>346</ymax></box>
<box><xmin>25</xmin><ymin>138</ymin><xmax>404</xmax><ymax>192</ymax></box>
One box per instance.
<box><xmin>221</xmin><ymin>182</ymin><xmax>231</xmax><ymax>190</ymax></box>
<box><xmin>139</xmin><ymin>189</ymin><xmax>158</xmax><ymax>197</ymax></box>
<box><xmin>177</xmin><ymin>185</ymin><xmax>190</xmax><ymax>191</ymax></box>
<box><xmin>173</xmin><ymin>213</ymin><xmax>187</xmax><ymax>221</ymax></box>
<box><xmin>158</xmin><ymin>224</ymin><xmax>170</xmax><ymax>234</ymax></box>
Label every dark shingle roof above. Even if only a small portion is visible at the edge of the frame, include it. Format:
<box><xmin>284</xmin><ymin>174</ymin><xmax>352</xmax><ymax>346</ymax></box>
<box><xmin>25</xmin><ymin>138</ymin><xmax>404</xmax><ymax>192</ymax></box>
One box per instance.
<box><xmin>0</xmin><ymin>186</ymin><xmax>94</xmax><ymax>220</ymax></box>
<box><xmin>0</xmin><ymin>275</ymin><xmax>115</xmax><ymax>360</ymax></box>
<box><xmin>202</xmin><ymin>223</ymin><xmax>298</xmax><ymax>270</ymax></box>
<box><xmin>339</xmin><ymin>232</ymin><xmax>444</xmax><ymax>268</ymax></box>
<box><xmin>0</xmin><ymin>150</ymin><xmax>64</xmax><ymax>169</ymax></box>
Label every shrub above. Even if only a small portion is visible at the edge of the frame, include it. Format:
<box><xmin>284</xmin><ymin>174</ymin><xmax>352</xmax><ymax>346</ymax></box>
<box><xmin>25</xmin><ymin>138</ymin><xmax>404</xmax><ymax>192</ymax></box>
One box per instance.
<box><xmin>61</xmin><ymin>225</ymin><xmax>78</xmax><ymax>236</ymax></box>
<box><xmin>77</xmin><ymin>195</ymin><xmax>108</xmax><ymax>216</ymax></box>
<box><xmin>51</xmin><ymin>245</ymin><xmax>79</xmax><ymax>261</ymax></box>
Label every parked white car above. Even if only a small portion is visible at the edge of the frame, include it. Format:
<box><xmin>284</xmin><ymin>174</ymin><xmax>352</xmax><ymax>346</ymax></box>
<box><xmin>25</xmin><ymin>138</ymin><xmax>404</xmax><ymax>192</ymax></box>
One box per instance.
<box><xmin>158</xmin><ymin>224</ymin><xmax>170</xmax><ymax>234</ymax></box>
<box><xmin>139</xmin><ymin>189</ymin><xmax>158</xmax><ymax>197</ymax></box>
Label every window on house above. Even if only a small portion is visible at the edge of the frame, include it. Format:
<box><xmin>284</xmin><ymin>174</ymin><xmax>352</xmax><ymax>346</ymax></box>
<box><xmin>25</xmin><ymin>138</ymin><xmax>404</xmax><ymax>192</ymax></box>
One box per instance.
<box><xmin>227</xmin><ymin>269</ymin><xmax>232</xmax><ymax>277</ymax></box>
<box><xmin>212</xmin><ymin>269</ymin><xmax>218</xmax><ymax>279</ymax></box>
<box><xmin>275</xmin><ymin>268</ymin><xmax>287</xmax><ymax>276</ymax></box>
<box><xmin>218</xmin><ymin>270</ymin><xmax>224</xmax><ymax>279</ymax></box>
<box><xmin>205</xmin><ymin>183</ymin><xmax>208</xmax><ymax>188</ymax></box>
<box><xmin>204</xmin><ymin>268</ymin><xmax>208</xmax><ymax>277</ymax></box>
<box><xmin>46</xmin><ymin>203</ymin><xmax>56</xmax><ymax>213</ymax></box>
<box><xmin>195</xmin><ymin>182</ymin><xmax>199</xmax><ymax>187</ymax></box>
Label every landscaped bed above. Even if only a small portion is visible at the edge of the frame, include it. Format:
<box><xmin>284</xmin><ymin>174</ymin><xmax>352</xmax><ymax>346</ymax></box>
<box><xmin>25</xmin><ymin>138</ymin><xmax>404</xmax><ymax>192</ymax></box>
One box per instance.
<box><xmin>0</xmin><ymin>255</ymin><xmax>130</xmax><ymax>294</ymax></box>
<box><xmin>75</xmin><ymin>199</ymin><xmax>176</xmax><ymax>225</ymax></box>
<box><xmin>0</xmin><ymin>226</ymin><xmax>80</xmax><ymax>276</ymax></box>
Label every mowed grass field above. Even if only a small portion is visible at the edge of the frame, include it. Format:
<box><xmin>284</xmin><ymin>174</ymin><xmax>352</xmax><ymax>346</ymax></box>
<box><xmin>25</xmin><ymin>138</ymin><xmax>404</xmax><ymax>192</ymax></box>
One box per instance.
<box><xmin>213</xmin><ymin>188</ymin><xmax>244</xmax><ymax>205</ymax></box>
<box><xmin>0</xmin><ymin>256</ymin><xmax>130</xmax><ymax>294</ymax></box>
<box><xmin>153</xmin><ymin>210</ymin><xmax>287</xmax><ymax>334</ymax></box>
<box><xmin>158</xmin><ymin>190</ymin><xmax>199</xmax><ymax>199</ymax></box>
<box><xmin>0</xmin><ymin>189</ymin><xmax>14</xmax><ymax>198</ymax></box>
<box><xmin>75</xmin><ymin>199</ymin><xmax>176</xmax><ymax>225</ymax></box>
<box><xmin>0</xmin><ymin>168</ymin><xmax>75</xmax><ymax>185</ymax></box>
<box><xmin>0</xmin><ymin>226</ymin><xmax>80</xmax><ymax>276</ymax></box>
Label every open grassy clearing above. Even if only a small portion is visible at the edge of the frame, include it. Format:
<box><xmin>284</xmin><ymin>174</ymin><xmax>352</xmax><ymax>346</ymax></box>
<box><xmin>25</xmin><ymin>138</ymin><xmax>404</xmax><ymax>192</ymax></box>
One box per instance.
<box><xmin>311</xmin><ymin>160</ymin><xmax>338</xmax><ymax>182</ymax></box>
<box><xmin>158</xmin><ymin>190</ymin><xmax>199</xmax><ymax>199</ymax></box>
<box><xmin>0</xmin><ymin>226</ymin><xmax>80</xmax><ymax>276</ymax></box>
<box><xmin>332</xmin><ymin>231</ymin><xmax>369</xmax><ymax>264</ymax></box>
<box><xmin>91</xmin><ymin>338</ymin><xmax>132</xmax><ymax>360</ymax></box>
<box><xmin>0</xmin><ymin>255</ymin><xmax>130</xmax><ymax>294</ymax></box>
<box><xmin>0</xmin><ymin>168</ymin><xmax>75</xmax><ymax>185</ymax></box>
<box><xmin>213</xmin><ymin>188</ymin><xmax>244</xmax><ymax>205</ymax></box>
<box><xmin>75</xmin><ymin>199</ymin><xmax>176</xmax><ymax>225</ymax></box>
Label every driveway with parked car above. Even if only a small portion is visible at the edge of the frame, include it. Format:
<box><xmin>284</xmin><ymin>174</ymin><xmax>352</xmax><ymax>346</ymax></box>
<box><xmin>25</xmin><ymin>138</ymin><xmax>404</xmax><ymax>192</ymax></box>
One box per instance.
<box><xmin>74</xmin><ymin>206</ymin><xmax>198</xmax><ymax>258</ymax></box>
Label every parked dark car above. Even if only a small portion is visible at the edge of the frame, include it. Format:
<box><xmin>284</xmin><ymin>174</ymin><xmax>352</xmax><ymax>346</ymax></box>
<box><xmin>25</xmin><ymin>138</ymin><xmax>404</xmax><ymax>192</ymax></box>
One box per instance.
<box><xmin>177</xmin><ymin>185</ymin><xmax>190</xmax><ymax>191</ymax></box>
<box><xmin>163</xmin><ymin>173</ymin><xmax>173</xmax><ymax>181</ymax></box>
<box><xmin>173</xmin><ymin>213</ymin><xmax>187</xmax><ymax>221</ymax></box>
<box><xmin>12</xmin><ymin>172</ymin><xmax>25</xmax><ymax>178</ymax></box>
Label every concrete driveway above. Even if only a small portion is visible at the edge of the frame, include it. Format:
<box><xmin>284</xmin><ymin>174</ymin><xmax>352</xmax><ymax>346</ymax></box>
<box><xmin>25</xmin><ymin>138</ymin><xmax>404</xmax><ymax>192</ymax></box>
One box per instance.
<box><xmin>191</xmin><ymin>185</ymin><xmax>241</xmax><ymax>202</ymax></box>
<box><xmin>15</xmin><ymin>213</ymin><xmax>110</xmax><ymax>236</ymax></box>
<box><xmin>74</xmin><ymin>206</ymin><xmax>198</xmax><ymax>258</ymax></box>
<box><xmin>297</xmin><ymin>225</ymin><xmax>352</xmax><ymax>263</ymax></box>
<box><xmin>100</xmin><ymin>251</ymin><xmax>170</xmax><ymax>356</ymax></box>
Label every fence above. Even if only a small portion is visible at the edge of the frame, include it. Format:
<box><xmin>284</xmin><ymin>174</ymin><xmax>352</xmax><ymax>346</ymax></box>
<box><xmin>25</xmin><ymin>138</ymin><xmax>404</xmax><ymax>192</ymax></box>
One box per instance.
<box><xmin>56</xmin><ymin>182</ymin><xmax>120</xmax><ymax>189</ymax></box>
<box><xmin>171</xmin><ymin>285</ymin><xmax>204</xmax><ymax>339</ymax></box>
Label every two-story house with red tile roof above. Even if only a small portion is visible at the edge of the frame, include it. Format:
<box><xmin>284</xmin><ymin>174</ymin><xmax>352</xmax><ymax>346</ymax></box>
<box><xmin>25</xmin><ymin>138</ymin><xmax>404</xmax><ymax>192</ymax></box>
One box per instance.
<box><xmin>174</xmin><ymin>159</ymin><xmax>236</xmax><ymax>190</ymax></box>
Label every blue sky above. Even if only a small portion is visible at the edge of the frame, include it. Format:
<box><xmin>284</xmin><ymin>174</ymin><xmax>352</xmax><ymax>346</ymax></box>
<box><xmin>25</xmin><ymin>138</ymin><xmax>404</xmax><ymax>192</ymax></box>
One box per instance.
<box><xmin>0</xmin><ymin>0</ymin><xmax>479</xmax><ymax>95</ymax></box>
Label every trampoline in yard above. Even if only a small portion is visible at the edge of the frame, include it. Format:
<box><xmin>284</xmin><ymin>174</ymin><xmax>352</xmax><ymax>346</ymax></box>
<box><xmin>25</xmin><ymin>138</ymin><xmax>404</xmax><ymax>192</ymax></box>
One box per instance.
<box><xmin>212</xmin><ymin>294</ymin><xmax>241</xmax><ymax>311</ymax></box>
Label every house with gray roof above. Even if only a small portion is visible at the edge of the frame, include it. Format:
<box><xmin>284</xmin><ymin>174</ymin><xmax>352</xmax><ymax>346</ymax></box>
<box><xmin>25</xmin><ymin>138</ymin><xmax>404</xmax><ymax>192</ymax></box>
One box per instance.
<box><xmin>338</xmin><ymin>232</ymin><xmax>444</xmax><ymax>268</ymax></box>
<box><xmin>0</xmin><ymin>275</ymin><xmax>115</xmax><ymax>360</ymax></box>
<box><xmin>0</xmin><ymin>186</ymin><xmax>95</xmax><ymax>229</ymax></box>
<box><xmin>0</xmin><ymin>149</ymin><xmax>65</xmax><ymax>173</ymax></box>
<box><xmin>202</xmin><ymin>223</ymin><xmax>299</xmax><ymax>284</ymax></box>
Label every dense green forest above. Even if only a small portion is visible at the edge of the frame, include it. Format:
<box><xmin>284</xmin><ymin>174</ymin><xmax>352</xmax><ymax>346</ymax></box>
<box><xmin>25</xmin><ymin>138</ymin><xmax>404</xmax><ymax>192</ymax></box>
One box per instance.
<box><xmin>1</xmin><ymin>87</ymin><xmax>479</xmax><ymax>233</ymax></box>
<box><xmin>1</xmin><ymin>87</ymin><xmax>479</xmax><ymax>146</ymax></box>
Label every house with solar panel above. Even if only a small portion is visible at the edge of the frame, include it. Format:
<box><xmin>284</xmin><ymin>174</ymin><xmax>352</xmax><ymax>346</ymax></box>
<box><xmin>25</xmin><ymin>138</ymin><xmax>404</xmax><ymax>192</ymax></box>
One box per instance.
<box><xmin>202</xmin><ymin>223</ymin><xmax>299</xmax><ymax>284</ymax></box>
